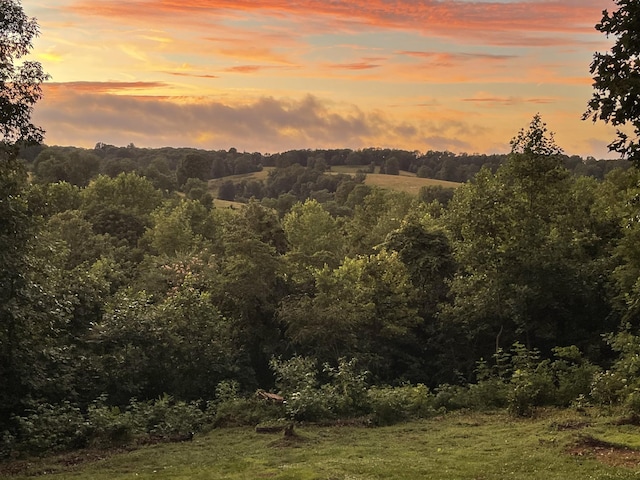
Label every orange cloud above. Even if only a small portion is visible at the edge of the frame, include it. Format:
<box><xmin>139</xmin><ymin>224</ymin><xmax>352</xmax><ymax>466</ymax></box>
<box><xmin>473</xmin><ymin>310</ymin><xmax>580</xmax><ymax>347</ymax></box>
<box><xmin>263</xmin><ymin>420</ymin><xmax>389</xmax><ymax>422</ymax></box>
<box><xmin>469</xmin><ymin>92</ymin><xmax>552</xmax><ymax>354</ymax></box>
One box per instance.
<box><xmin>462</xmin><ymin>96</ymin><xmax>557</xmax><ymax>106</ymax></box>
<box><xmin>328</xmin><ymin>61</ymin><xmax>383</xmax><ymax>71</ymax></box>
<box><xmin>224</xmin><ymin>65</ymin><xmax>266</xmax><ymax>73</ymax></box>
<box><xmin>67</xmin><ymin>0</ymin><xmax>607</xmax><ymax>46</ymax></box>
<box><xmin>46</xmin><ymin>81</ymin><xmax>170</xmax><ymax>94</ymax></box>
<box><xmin>165</xmin><ymin>72</ymin><xmax>219</xmax><ymax>79</ymax></box>
<box><xmin>400</xmin><ymin>51</ymin><xmax>518</xmax><ymax>64</ymax></box>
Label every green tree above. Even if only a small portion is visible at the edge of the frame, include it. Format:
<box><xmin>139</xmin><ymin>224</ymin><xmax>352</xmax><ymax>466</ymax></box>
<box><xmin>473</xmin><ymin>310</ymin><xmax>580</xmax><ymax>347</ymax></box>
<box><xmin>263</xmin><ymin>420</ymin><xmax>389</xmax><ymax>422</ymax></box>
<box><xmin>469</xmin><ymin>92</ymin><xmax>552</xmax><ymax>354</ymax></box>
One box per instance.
<box><xmin>217</xmin><ymin>179</ymin><xmax>236</xmax><ymax>201</ymax></box>
<box><xmin>345</xmin><ymin>188</ymin><xmax>416</xmax><ymax>256</ymax></box>
<box><xmin>443</xmin><ymin>116</ymin><xmax>614</xmax><ymax>366</ymax></box>
<box><xmin>0</xmin><ymin>0</ymin><xmax>51</xmax><ymax>422</ymax></box>
<box><xmin>33</xmin><ymin>147</ymin><xmax>101</xmax><ymax>186</ymax></box>
<box><xmin>176</xmin><ymin>153</ymin><xmax>211</xmax><ymax>187</ymax></box>
<box><xmin>144</xmin><ymin>199</ymin><xmax>216</xmax><ymax>257</ymax></box>
<box><xmin>81</xmin><ymin>173</ymin><xmax>163</xmax><ymax>245</ymax></box>
<box><xmin>382</xmin><ymin>156</ymin><xmax>400</xmax><ymax>175</ymax></box>
<box><xmin>282</xmin><ymin>199</ymin><xmax>344</xmax><ymax>271</ymax></box>
<box><xmin>0</xmin><ymin>0</ymin><xmax>49</xmax><ymax>148</ymax></box>
<box><xmin>87</xmin><ymin>286</ymin><xmax>240</xmax><ymax>402</ymax></box>
<box><xmin>584</xmin><ymin>0</ymin><xmax>640</xmax><ymax>162</ymax></box>
<box><xmin>280</xmin><ymin>251</ymin><xmax>420</xmax><ymax>381</ymax></box>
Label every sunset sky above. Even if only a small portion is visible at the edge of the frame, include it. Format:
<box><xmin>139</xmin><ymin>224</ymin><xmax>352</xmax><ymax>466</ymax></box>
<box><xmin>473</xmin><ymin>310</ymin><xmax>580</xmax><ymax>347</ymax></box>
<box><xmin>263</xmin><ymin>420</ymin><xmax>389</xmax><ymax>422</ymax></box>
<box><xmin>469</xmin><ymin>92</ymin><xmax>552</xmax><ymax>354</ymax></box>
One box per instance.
<box><xmin>25</xmin><ymin>0</ymin><xmax>618</xmax><ymax>158</ymax></box>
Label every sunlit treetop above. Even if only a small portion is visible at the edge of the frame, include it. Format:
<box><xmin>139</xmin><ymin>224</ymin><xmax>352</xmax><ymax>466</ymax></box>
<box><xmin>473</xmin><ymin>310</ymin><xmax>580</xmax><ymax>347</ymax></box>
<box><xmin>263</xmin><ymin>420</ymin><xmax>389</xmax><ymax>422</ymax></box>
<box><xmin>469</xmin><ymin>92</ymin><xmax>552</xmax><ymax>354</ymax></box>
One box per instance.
<box><xmin>510</xmin><ymin>113</ymin><xmax>563</xmax><ymax>157</ymax></box>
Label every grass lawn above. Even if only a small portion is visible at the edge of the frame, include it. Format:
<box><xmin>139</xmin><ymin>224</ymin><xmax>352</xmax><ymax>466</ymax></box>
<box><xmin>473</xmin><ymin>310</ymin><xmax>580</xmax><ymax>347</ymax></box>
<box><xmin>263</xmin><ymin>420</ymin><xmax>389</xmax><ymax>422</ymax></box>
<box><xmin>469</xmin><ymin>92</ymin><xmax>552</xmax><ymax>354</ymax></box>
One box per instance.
<box><xmin>363</xmin><ymin>173</ymin><xmax>460</xmax><ymax>195</ymax></box>
<box><xmin>4</xmin><ymin>409</ymin><xmax>640</xmax><ymax>479</ymax></box>
<box><xmin>330</xmin><ymin>165</ymin><xmax>461</xmax><ymax>195</ymax></box>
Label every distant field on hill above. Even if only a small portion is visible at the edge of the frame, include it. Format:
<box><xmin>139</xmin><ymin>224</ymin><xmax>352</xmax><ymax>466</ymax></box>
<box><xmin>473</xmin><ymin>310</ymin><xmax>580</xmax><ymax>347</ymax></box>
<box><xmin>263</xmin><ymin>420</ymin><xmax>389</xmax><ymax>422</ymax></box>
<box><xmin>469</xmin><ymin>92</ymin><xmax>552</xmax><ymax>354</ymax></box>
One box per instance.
<box><xmin>6</xmin><ymin>409</ymin><xmax>640</xmax><ymax>479</ymax></box>
<box><xmin>213</xmin><ymin>199</ymin><xmax>245</xmax><ymax>209</ymax></box>
<box><xmin>207</xmin><ymin>165</ymin><xmax>460</xmax><ymax>199</ymax></box>
<box><xmin>207</xmin><ymin>168</ymin><xmax>273</xmax><ymax>190</ymax></box>
<box><xmin>363</xmin><ymin>173</ymin><xmax>460</xmax><ymax>194</ymax></box>
<box><xmin>331</xmin><ymin>165</ymin><xmax>461</xmax><ymax>194</ymax></box>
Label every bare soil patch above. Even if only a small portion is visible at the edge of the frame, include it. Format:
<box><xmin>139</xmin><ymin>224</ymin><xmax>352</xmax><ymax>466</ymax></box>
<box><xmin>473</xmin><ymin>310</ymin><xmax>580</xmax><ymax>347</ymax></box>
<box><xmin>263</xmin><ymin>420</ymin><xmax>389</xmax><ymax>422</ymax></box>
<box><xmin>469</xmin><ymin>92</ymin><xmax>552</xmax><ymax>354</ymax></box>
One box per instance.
<box><xmin>567</xmin><ymin>435</ymin><xmax>640</xmax><ymax>468</ymax></box>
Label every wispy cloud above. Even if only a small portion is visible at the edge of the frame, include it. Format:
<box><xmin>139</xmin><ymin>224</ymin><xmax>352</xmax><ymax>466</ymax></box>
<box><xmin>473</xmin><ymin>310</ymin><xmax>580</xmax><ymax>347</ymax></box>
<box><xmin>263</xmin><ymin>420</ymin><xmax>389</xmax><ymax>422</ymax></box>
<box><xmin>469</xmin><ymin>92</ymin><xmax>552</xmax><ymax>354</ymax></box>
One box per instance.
<box><xmin>462</xmin><ymin>95</ymin><xmax>557</xmax><ymax>106</ymax></box>
<box><xmin>67</xmin><ymin>0</ymin><xmax>606</xmax><ymax>45</ymax></box>
<box><xmin>165</xmin><ymin>72</ymin><xmax>219</xmax><ymax>79</ymax></box>
<box><xmin>327</xmin><ymin>61</ymin><xmax>384</xmax><ymax>71</ymax></box>
<box><xmin>46</xmin><ymin>81</ymin><xmax>171</xmax><ymax>94</ymax></box>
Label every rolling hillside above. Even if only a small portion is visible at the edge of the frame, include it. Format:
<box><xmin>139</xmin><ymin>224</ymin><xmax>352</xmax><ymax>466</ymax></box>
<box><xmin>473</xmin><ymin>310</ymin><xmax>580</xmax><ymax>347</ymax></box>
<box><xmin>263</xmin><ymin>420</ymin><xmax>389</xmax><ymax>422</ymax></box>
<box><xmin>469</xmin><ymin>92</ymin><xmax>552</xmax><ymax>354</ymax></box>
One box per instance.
<box><xmin>207</xmin><ymin>165</ymin><xmax>460</xmax><ymax>201</ymax></box>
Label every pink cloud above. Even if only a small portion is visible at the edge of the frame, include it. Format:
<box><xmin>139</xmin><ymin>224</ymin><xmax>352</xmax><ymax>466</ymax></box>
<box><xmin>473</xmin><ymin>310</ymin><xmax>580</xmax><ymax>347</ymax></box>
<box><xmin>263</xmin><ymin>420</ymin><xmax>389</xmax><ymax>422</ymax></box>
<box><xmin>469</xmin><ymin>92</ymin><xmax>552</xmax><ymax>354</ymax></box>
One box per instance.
<box><xmin>67</xmin><ymin>0</ymin><xmax>608</xmax><ymax>46</ymax></box>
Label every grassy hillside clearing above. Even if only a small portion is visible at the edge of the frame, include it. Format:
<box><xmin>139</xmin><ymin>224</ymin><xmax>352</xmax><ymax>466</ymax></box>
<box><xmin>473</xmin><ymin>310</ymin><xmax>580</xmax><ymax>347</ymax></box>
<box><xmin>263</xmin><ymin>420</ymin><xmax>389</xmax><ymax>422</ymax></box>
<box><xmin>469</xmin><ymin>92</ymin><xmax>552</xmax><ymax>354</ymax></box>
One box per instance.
<box><xmin>330</xmin><ymin>165</ymin><xmax>461</xmax><ymax>194</ymax></box>
<box><xmin>207</xmin><ymin>168</ymin><xmax>273</xmax><ymax>190</ymax></box>
<box><xmin>4</xmin><ymin>409</ymin><xmax>640</xmax><ymax>479</ymax></box>
<box><xmin>207</xmin><ymin>165</ymin><xmax>460</xmax><ymax>200</ymax></box>
<box><xmin>363</xmin><ymin>172</ymin><xmax>460</xmax><ymax>195</ymax></box>
<box><xmin>212</xmin><ymin>198</ymin><xmax>245</xmax><ymax>209</ymax></box>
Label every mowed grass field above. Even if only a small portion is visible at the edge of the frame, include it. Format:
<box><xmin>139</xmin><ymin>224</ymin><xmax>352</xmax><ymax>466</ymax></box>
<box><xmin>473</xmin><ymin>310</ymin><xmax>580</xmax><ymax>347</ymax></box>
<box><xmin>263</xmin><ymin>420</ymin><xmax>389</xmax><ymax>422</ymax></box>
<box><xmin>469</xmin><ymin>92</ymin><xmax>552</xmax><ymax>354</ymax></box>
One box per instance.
<box><xmin>5</xmin><ymin>410</ymin><xmax>640</xmax><ymax>479</ymax></box>
<box><xmin>208</xmin><ymin>165</ymin><xmax>460</xmax><ymax>201</ymax></box>
<box><xmin>329</xmin><ymin>165</ymin><xmax>461</xmax><ymax>195</ymax></box>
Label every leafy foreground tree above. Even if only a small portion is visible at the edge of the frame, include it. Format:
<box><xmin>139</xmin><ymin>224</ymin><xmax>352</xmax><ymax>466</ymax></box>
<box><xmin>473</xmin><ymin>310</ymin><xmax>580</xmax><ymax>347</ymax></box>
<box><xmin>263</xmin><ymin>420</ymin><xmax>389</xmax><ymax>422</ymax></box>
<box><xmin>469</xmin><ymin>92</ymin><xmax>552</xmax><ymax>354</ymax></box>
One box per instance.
<box><xmin>0</xmin><ymin>0</ymin><xmax>48</xmax><ymax>147</ymax></box>
<box><xmin>585</xmin><ymin>0</ymin><xmax>640</xmax><ymax>163</ymax></box>
<box><xmin>443</xmin><ymin>115</ymin><xmax>617</xmax><ymax>370</ymax></box>
<box><xmin>0</xmin><ymin>0</ymin><xmax>49</xmax><ymax>423</ymax></box>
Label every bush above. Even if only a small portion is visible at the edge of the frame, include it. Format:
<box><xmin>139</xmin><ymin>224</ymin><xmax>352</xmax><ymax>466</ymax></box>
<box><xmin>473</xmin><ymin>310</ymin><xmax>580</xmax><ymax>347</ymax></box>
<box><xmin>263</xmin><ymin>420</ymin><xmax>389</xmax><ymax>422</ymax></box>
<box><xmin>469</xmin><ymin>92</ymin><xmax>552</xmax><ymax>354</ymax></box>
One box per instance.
<box><xmin>551</xmin><ymin>346</ymin><xmax>599</xmax><ymax>407</ymax></box>
<box><xmin>507</xmin><ymin>344</ymin><xmax>554</xmax><ymax>416</ymax></box>
<box><xmin>0</xmin><ymin>430</ymin><xmax>16</xmax><ymax>460</ymax></box>
<box><xmin>270</xmin><ymin>356</ymin><xmax>371</xmax><ymax>421</ymax></box>
<box><xmin>433</xmin><ymin>384</ymin><xmax>471</xmax><ymax>411</ymax></box>
<box><xmin>368</xmin><ymin>384</ymin><xmax>437</xmax><ymax>426</ymax></box>
<box><xmin>322</xmin><ymin>359</ymin><xmax>370</xmax><ymax>417</ymax></box>
<box><xmin>464</xmin><ymin>343</ymin><xmax>596</xmax><ymax>416</ymax></box>
<box><xmin>86</xmin><ymin>395</ymin><xmax>135</xmax><ymax>447</ymax></box>
<box><xmin>468</xmin><ymin>351</ymin><xmax>511</xmax><ymax>409</ymax></box>
<box><xmin>589</xmin><ymin>331</ymin><xmax>640</xmax><ymax>413</ymax></box>
<box><xmin>12</xmin><ymin>402</ymin><xmax>90</xmax><ymax>455</ymax></box>
<box><xmin>213</xmin><ymin>398</ymin><xmax>283</xmax><ymax>427</ymax></box>
<box><xmin>210</xmin><ymin>380</ymin><xmax>284</xmax><ymax>427</ymax></box>
<box><xmin>127</xmin><ymin>394</ymin><xmax>206</xmax><ymax>438</ymax></box>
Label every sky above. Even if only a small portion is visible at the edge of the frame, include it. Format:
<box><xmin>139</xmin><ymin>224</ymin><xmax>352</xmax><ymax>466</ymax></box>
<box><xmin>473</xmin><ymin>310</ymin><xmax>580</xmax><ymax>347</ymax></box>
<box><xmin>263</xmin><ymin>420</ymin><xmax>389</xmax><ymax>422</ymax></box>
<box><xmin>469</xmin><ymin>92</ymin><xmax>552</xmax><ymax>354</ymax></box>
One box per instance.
<box><xmin>24</xmin><ymin>0</ymin><xmax>619</xmax><ymax>158</ymax></box>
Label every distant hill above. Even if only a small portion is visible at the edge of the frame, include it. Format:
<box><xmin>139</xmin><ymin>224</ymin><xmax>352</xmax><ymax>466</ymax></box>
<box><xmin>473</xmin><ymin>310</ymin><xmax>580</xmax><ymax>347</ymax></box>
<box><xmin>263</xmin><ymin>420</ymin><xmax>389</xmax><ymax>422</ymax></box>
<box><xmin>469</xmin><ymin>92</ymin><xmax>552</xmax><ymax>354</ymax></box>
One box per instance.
<box><xmin>208</xmin><ymin>166</ymin><xmax>460</xmax><ymax>201</ymax></box>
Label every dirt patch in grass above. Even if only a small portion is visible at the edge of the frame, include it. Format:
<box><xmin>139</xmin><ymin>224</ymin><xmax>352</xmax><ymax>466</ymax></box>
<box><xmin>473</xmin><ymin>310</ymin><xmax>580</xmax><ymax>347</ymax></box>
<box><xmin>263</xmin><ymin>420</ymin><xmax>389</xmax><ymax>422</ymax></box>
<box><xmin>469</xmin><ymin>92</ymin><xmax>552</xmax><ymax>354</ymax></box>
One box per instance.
<box><xmin>567</xmin><ymin>435</ymin><xmax>640</xmax><ymax>468</ymax></box>
<box><xmin>0</xmin><ymin>447</ymin><xmax>135</xmax><ymax>477</ymax></box>
<box><xmin>612</xmin><ymin>414</ymin><xmax>640</xmax><ymax>426</ymax></box>
<box><xmin>267</xmin><ymin>429</ymin><xmax>311</xmax><ymax>449</ymax></box>
<box><xmin>550</xmin><ymin>420</ymin><xmax>591</xmax><ymax>431</ymax></box>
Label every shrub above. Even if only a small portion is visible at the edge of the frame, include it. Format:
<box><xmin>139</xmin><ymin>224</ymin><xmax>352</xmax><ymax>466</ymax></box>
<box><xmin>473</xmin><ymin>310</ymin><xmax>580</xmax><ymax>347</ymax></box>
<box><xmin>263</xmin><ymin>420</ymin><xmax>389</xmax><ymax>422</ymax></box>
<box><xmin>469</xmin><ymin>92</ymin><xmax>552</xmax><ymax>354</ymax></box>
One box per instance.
<box><xmin>86</xmin><ymin>395</ymin><xmax>135</xmax><ymax>447</ymax></box>
<box><xmin>12</xmin><ymin>402</ymin><xmax>90</xmax><ymax>455</ymax></box>
<box><xmin>269</xmin><ymin>356</ymin><xmax>371</xmax><ymax>421</ymax></box>
<box><xmin>551</xmin><ymin>346</ymin><xmax>599</xmax><ymax>407</ymax></box>
<box><xmin>322</xmin><ymin>359</ymin><xmax>370</xmax><ymax>417</ymax></box>
<box><xmin>213</xmin><ymin>398</ymin><xmax>283</xmax><ymax>427</ymax></box>
<box><xmin>468</xmin><ymin>351</ymin><xmax>511</xmax><ymax>409</ymax></box>
<box><xmin>0</xmin><ymin>430</ymin><xmax>16</xmax><ymax>460</ymax></box>
<box><xmin>368</xmin><ymin>384</ymin><xmax>437</xmax><ymax>426</ymax></box>
<box><xmin>127</xmin><ymin>394</ymin><xmax>206</xmax><ymax>437</ymax></box>
<box><xmin>590</xmin><ymin>331</ymin><xmax>640</xmax><ymax>411</ymax></box>
<box><xmin>433</xmin><ymin>384</ymin><xmax>471</xmax><ymax>411</ymax></box>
